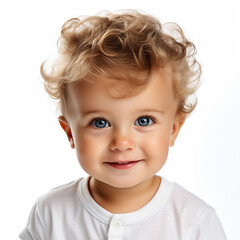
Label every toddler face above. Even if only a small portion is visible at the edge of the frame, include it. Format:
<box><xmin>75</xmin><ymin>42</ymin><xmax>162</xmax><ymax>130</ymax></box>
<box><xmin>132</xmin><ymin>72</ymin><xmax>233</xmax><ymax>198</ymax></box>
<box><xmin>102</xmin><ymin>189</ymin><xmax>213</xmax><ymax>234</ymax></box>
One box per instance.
<box><xmin>59</xmin><ymin>68</ymin><xmax>185</xmax><ymax>189</ymax></box>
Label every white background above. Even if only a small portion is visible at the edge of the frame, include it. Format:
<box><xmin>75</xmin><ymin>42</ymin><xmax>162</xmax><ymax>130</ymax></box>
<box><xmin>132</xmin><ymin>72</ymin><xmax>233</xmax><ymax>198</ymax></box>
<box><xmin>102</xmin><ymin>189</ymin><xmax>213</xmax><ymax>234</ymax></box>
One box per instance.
<box><xmin>0</xmin><ymin>0</ymin><xmax>239</xmax><ymax>239</ymax></box>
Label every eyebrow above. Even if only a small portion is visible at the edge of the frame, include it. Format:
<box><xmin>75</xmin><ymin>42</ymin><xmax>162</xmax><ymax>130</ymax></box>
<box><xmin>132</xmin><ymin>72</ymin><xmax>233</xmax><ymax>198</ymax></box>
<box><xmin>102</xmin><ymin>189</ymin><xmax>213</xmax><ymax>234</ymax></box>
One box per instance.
<box><xmin>138</xmin><ymin>109</ymin><xmax>164</xmax><ymax>115</ymax></box>
<box><xmin>81</xmin><ymin>109</ymin><xmax>164</xmax><ymax>116</ymax></box>
<box><xmin>81</xmin><ymin>110</ymin><xmax>109</xmax><ymax>117</ymax></box>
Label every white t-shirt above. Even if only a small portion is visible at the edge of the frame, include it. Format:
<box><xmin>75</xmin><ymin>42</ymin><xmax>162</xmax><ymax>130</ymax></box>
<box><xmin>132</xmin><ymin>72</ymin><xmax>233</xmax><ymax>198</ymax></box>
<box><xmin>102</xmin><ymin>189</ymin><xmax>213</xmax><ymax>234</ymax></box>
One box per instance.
<box><xmin>19</xmin><ymin>176</ymin><xmax>227</xmax><ymax>240</ymax></box>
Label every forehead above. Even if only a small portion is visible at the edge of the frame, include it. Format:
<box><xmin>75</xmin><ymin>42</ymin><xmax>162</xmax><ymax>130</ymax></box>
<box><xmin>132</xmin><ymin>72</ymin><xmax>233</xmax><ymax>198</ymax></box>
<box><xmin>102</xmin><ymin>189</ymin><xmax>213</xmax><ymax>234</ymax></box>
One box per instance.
<box><xmin>67</xmin><ymin>68</ymin><xmax>177</xmax><ymax>114</ymax></box>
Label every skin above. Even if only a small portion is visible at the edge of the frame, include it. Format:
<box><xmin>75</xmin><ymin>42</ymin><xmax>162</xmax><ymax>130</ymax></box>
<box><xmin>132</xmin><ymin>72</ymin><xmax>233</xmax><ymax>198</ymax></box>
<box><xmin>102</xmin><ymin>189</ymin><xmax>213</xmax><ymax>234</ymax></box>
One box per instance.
<box><xmin>58</xmin><ymin>68</ymin><xmax>186</xmax><ymax>213</ymax></box>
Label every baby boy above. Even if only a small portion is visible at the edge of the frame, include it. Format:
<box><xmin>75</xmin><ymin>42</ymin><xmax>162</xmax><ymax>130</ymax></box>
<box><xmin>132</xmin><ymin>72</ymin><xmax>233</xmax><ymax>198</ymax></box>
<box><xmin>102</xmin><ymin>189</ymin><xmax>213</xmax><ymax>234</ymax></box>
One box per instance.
<box><xmin>19</xmin><ymin>10</ymin><xmax>227</xmax><ymax>240</ymax></box>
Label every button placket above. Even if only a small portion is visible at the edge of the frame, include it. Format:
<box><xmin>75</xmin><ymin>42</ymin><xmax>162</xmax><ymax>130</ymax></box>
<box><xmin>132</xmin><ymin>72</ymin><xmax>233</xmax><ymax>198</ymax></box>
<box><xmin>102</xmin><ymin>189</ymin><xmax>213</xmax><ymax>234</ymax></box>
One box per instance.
<box><xmin>108</xmin><ymin>216</ymin><xmax>124</xmax><ymax>240</ymax></box>
<box><xmin>113</xmin><ymin>220</ymin><xmax>122</xmax><ymax>229</ymax></box>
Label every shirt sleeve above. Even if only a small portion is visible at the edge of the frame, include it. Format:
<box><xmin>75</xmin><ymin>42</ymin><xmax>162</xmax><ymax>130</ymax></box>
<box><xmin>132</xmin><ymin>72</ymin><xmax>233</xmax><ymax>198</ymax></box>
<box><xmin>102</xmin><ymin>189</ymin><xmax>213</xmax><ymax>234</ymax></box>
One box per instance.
<box><xmin>19</xmin><ymin>202</ymin><xmax>46</xmax><ymax>240</ymax></box>
<box><xmin>186</xmin><ymin>207</ymin><xmax>227</xmax><ymax>240</ymax></box>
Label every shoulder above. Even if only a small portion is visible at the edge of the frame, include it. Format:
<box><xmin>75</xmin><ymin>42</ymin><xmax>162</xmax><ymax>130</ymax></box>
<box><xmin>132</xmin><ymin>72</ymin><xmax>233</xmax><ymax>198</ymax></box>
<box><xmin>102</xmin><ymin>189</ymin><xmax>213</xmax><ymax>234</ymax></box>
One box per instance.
<box><xmin>36</xmin><ymin>178</ymin><xmax>84</xmax><ymax>212</ymax></box>
<box><xmin>162</xmin><ymin>179</ymin><xmax>210</xmax><ymax>225</ymax></box>
<box><xmin>168</xmin><ymin>180</ymin><xmax>212</xmax><ymax>221</ymax></box>
<box><xmin>164</xmin><ymin>179</ymin><xmax>226</xmax><ymax>239</ymax></box>
<box><xmin>170</xmin><ymin>181</ymin><xmax>209</xmax><ymax>212</ymax></box>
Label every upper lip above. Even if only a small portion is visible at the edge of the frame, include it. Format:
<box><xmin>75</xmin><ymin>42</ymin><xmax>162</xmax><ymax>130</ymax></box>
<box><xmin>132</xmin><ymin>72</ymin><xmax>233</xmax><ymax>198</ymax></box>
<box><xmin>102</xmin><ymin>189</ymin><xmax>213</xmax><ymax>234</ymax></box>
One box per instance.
<box><xmin>105</xmin><ymin>160</ymin><xmax>142</xmax><ymax>163</ymax></box>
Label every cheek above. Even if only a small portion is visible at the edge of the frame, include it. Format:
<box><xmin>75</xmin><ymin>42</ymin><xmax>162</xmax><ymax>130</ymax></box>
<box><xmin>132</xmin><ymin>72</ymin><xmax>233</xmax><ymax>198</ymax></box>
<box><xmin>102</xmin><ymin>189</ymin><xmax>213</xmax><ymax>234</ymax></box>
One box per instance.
<box><xmin>142</xmin><ymin>128</ymin><xmax>171</xmax><ymax>158</ymax></box>
<box><xmin>74</xmin><ymin>131</ymin><xmax>107</xmax><ymax>165</ymax></box>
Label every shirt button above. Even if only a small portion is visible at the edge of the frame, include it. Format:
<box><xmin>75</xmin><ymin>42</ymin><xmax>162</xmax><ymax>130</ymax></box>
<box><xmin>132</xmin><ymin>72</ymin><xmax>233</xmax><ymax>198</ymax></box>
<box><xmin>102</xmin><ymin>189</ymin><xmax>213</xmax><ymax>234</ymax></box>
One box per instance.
<box><xmin>113</xmin><ymin>220</ymin><xmax>122</xmax><ymax>229</ymax></box>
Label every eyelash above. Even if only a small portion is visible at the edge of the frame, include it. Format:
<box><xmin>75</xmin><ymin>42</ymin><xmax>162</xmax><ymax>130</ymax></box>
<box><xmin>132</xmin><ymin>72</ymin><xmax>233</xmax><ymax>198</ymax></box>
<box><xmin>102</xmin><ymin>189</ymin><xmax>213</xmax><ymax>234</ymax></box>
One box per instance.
<box><xmin>140</xmin><ymin>115</ymin><xmax>157</xmax><ymax>123</ymax></box>
<box><xmin>90</xmin><ymin>118</ymin><xmax>110</xmax><ymax>128</ymax></box>
<box><xmin>135</xmin><ymin>115</ymin><xmax>156</xmax><ymax>127</ymax></box>
<box><xmin>89</xmin><ymin>115</ymin><xmax>157</xmax><ymax>128</ymax></box>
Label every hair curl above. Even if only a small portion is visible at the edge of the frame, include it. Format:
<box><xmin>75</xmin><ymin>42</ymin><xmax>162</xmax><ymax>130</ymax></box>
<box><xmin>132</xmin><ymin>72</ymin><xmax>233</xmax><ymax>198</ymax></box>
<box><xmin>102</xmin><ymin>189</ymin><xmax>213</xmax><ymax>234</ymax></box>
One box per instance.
<box><xmin>41</xmin><ymin>10</ymin><xmax>201</xmax><ymax>115</ymax></box>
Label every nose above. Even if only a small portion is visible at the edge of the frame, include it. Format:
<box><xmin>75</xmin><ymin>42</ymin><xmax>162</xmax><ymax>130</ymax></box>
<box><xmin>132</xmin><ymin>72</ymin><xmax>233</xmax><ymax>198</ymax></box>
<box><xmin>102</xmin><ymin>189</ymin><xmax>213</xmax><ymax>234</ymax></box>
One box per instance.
<box><xmin>109</xmin><ymin>130</ymin><xmax>136</xmax><ymax>152</ymax></box>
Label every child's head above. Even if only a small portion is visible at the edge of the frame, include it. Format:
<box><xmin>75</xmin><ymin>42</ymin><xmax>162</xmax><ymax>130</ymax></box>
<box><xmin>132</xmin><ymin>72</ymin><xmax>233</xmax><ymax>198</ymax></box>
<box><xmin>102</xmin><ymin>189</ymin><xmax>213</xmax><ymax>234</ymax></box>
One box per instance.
<box><xmin>41</xmin><ymin>10</ymin><xmax>201</xmax><ymax>189</ymax></box>
<box><xmin>41</xmin><ymin>10</ymin><xmax>201</xmax><ymax>117</ymax></box>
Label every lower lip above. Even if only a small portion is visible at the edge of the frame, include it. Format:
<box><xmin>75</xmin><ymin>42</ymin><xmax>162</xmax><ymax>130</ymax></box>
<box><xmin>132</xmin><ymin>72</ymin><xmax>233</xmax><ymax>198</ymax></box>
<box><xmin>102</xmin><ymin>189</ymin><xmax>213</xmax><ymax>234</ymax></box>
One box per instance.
<box><xmin>106</xmin><ymin>161</ymin><xmax>141</xmax><ymax>170</ymax></box>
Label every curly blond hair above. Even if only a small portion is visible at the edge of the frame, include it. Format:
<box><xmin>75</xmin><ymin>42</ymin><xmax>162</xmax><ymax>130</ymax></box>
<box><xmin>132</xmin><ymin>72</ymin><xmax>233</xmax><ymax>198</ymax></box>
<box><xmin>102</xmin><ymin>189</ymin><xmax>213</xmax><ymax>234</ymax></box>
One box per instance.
<box><xmin>41</xmin><ymin>10</ymin><xmax>201</xmax><ymax>116</ymax></box>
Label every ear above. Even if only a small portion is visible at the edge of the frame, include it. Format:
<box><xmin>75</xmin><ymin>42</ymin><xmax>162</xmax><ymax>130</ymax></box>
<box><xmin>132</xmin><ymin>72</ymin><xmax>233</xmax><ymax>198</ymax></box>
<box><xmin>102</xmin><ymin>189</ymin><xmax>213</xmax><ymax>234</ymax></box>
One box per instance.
<box><xmin>58</xmin><ymin>115</ymin><xmax>75</xmax><ymax>149</ymax></box>
<box><xmin>169</xmin><ymin>112</ymin><xmax>186</xmax><ymax>147</ymax></box>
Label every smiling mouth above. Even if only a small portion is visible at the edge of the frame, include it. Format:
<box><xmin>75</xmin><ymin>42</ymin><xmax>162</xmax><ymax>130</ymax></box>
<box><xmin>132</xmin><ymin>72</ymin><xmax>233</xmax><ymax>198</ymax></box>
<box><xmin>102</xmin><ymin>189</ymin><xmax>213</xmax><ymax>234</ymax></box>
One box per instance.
<box><xmin>105</xmin><ymin>160</ymin><xmax>142</xmax><ymax>169</ymax></box>
<box><xmin>110</xmin><ymin>161</ymin><xmax>135</xmax><ymax>164</ymax></box>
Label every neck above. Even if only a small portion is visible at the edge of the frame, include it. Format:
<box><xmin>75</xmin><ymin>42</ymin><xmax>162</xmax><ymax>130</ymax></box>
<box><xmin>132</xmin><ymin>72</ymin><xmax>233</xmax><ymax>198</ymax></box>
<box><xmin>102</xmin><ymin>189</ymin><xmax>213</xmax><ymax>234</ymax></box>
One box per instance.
<box><xmin>88</xmin><ymin>176</ymin><xmax>161</xmax><ymax>214</ymax></box>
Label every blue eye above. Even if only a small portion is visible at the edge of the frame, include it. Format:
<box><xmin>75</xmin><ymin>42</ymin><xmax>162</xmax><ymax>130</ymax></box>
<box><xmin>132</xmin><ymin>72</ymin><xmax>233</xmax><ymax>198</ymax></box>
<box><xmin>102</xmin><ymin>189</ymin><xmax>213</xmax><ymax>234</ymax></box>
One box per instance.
<box><xmin>91</xmin><ymin>118</ymin><xmax>110</xmax><ymax>128</ymax></box>
<box><xmin>135</xmin><ymin>116</ymin><xmax>154</xmax><ymax>126</ymax></box>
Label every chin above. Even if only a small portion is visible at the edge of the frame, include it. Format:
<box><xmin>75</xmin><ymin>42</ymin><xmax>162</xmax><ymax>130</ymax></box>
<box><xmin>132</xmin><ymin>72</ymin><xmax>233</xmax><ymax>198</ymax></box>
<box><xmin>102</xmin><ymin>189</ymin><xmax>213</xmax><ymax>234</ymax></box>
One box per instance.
<box><xmin>107</xmin><ymin>178</ymin><xmax>145</xmax><ymax>189</ymax></box>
